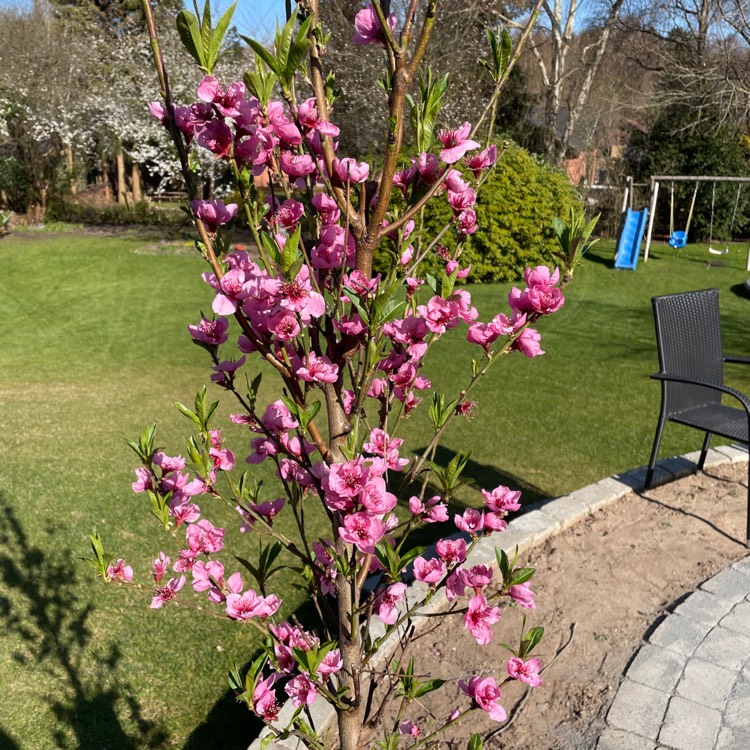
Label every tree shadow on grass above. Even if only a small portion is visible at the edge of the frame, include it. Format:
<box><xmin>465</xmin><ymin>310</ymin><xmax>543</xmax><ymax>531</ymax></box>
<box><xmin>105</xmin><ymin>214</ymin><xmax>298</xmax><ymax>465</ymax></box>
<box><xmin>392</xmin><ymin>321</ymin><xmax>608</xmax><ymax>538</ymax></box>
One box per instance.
<box><xmin>0</xmin><ymin>493</ymin><xmax>169</xmax><ymax>750</ymax></box>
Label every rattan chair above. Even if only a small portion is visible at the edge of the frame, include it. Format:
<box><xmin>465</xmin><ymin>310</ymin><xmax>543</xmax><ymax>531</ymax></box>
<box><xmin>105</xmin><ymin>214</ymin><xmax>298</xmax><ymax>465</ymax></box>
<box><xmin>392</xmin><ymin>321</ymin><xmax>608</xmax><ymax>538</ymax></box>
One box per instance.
<box><xmin>645</xmin><ymin>288</ymin><xmax>750</xmax><ymax>544</ymax></box>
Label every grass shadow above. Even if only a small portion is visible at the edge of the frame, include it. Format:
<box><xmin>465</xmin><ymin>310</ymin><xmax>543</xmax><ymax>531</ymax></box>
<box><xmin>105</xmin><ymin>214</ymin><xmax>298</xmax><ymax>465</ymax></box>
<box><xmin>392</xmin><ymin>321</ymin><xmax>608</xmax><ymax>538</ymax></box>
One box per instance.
<box><xmin>0</xmin><ymin>493</ymin><xmax>169</xmax><ymax>749</ymax></box>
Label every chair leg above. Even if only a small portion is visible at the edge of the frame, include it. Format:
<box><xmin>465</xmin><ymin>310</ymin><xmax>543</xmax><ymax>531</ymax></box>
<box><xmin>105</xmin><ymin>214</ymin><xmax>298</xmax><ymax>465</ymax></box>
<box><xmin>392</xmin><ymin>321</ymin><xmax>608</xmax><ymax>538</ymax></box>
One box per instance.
<box><xmin>646</xmin><ymin>416</ymin><xmax>667</xmax><ymax>489</ymax></box>
<box><xmin>746</xmin><ymin>459</ymin><xmax>750</xmax><ymax>548</ymax></box>
<box><xmin>698</xmin><ymin>432</ymin><xmax>712</xmax><ymax>471</ymax></box>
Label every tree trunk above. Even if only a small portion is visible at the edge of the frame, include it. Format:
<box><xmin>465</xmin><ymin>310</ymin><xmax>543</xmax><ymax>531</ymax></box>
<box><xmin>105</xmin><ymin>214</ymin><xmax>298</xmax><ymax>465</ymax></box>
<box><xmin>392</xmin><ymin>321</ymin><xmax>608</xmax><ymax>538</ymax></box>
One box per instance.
<box><xmin>132</xmin><ymin>163</ymin><xmax>142</xmax><ymax>203</ymax></box>
<box><xmin>116</xmin><ymin>150</ymin><xmax>127</xmax><ymax>206</ymax></box>
<box><xmin>66</xmin><ymin>145</ymin><xmax>77</xmax><ymax>200</ymax></box>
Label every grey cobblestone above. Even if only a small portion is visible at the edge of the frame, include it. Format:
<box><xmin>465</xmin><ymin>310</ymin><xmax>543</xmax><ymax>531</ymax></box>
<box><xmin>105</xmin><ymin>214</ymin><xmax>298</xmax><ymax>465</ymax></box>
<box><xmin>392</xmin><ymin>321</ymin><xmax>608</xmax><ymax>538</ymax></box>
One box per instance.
<box><xmin>713</xmin><ymin>444</ymin><xmax>749</xmax><ymax>462</ymax></box>
<box><xmin>659</xmin><ymin>697</ymin><xmax>722</xmax><ymax>749</ymax></box>
<box><xmin>674</xmin><ymin>589</ymin><xmax>736</xmax><ymax>626</ymax></box>
<box><xmin>731</xmin><ymin>556</ymin><xmax>750</xmax><ymax>578</ymax></box>
<box><xmin>676</xmin><ymin>658</ymin><xmax>736</xmax><ymax>709</ymax></box>
<box><xmin>596</xmin><ymin>728</ymin><xmax>657</xmax><ymax>750</ymax></box>
<box><xmin>607</xmin><ymin>681</ymin><xmax>670</xmax><ymax>740</ymax></box>
<box><xmin>625</xmin><ymin>644</ymin><xmax>686</xmax><ymax>692</ymax></box>
<box><xmin>649</xmin><ymin>614</ymin><xmax>712</xmax><ymax>656</ymax></box>
<box><xmin>719</xmin><ymin>600</ymin><xmax>750</xmax><ymax>637</ymax></box>
<box><xmin>701</xmin><ymin>568</ymin><xmax>750</xmax><ymax>602</ymax></box>
<box><xmin>693</xmin><ymin>626</ymin><xmax>750</xmax><ymax>671</ymax></box>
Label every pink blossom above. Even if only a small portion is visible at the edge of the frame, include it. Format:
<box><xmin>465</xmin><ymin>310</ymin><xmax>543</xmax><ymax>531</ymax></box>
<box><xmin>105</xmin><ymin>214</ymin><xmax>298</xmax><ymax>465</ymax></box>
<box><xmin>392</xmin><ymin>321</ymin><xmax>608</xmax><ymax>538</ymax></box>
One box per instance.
<box><xmin>408</xmin><ymin>495</ymin><xmax>448</xmax><ymax>523</ymax></box>
<box><xmin>352</xmin><ymin>4</ymin><xmax>397</xmax><ymax>45</ymax></box>
<box><xmin>416</xmin><ymin>152</ymin><xmax>442</xmax><ymax>183</ymax></box>
<box><xmin>253</xmin><ymin>673</ymin><xmax>282</xmax><ymax>721</ymax></box>
<box><xmin>152</xmin><ymin>552</ymin><xmax>170</xmax><ymax>583</ymax></box>
<box><xmin>131</xmin><ymin>467</ymin><xmax>154</xmax><ymax>493</ymax></box>
<box><xmin>454</xmin><ymin>507</ymin><xmax>485</xmax><ymax>534</ymax></box>
<box><xmin>188</xmin><ymin>316</ymin><xmax>229</xmax><ymax>345</ymax></box>
<box><xmin>195</xmin><ymin>119</ymin><xmax>233</xmax><ymax>157</ymax></box>
<box><xmin>153</xmin><ymin>452</ymin><xmax>186</xmax><ymax>473</ymax></box>
<box><xmin>508</xmin><ymin>582</ymin><xmax>536</xmax><ymax>609</ymax></box>
<box><xmin>192</xmin><ymin>559</ymin><xmax>224</xmax><ymax>593</ymax></box>
<box><xmin>279</xmin><ymin>150</ymin><xmax>317</xmax><ymax>177</ymax></box>
<box><xmin>438</xmin><ymin>122</ymin><xmax>481</xmax><ymax>164</ymax></box>
<box><xmin>459</xmin><ymin>675</ymin><xmax>507</xmax><ymax>722</ymax></box>
<box><xmin>464</xmin><ymin>594</ymin><xmax>501</xmax><ymax>644</ymax></box>
<box><xmin>444</xmin><ymin>169</ymin><xmax>470</xmax><ymax>193</ymax></box>
<box><xmin>399</xmin><ymin>720</ymin><xmax>421</xmax><ymax>738</ymax></box>
<box><xmin>339</xmin><ymin>512</ymin><xmax>386</xmax><ymax>554</ymax></box>
<box><xmin>512</xmin><ymin>327</ymin><xmax>544</xmax><ymax>358</ymax></box>
<box><xmin>226</xmin><ymin>589</ymin><xmax>281</xmax><ymax>620</ymax></box>
<box><xmin>317</xmin><ymin>649</ymin><xmax>343</xmax><ymax>676</ymax></box>
<box><xmin>169</xmin><ymin>501</ymin><xmax>201</xmax><ymax>528</ymax></box>
<box><xmin>270</xmin><ymin>198</ymin><xmax>304</xmax><ymax>230</ymax></box>
<box><xmin>363</xmin><ymin>429</ymin><xmax>409</xmax><ymax>471</ymax></box>
<box><xmin>374</xmin><ymin>582</ymin><xmax>407</xmax><ymax>624</ymax></box>
<box><xmin>464</xmin><ymin>565</ymin><xmax>493</xmax><ymax>592</ymax></box>
<box><xmin>335</xmin><ymin>157</ymin><xmax>370</xmax><ymax>183</ymax></box>
<box><xmin>466</xmin><ymin>321</ymin><xmax>500</xmax><ymax>350</ymax></box>
<box><xmin>196</xmin><ymin>76</ymin><xmax>245</xmax><ymax>117</ymax></box>
<box><xmin>507</xmin><ymin>657</ymin><xmax>542</xmax><ymax>687</ymax></box>
<box><xmin>436</xmin><ymin>538</ymin><xmax>467</xmax><ymax>565</ymax></box>
<box><xmin>393</xmin><ymin>164</ymin><xmax>417</xmax><ymax>194</ymax></box>
<box><xmin>359</xmin><ymin>477</ymin><xmax>398</xmax><ymax>515</ymax></box>
<box><xmin>482</xmin><ymin>485</ymin><xmax>522</xmax><ymax>514</ymax></box>
<box><xmin>297</xmin><ymin>97</ymin><xmax>339</xmax><ymax>136</ymax></box>
<box><xmin>107</xmin><ymin>559</ymin><xmax>133</xmax><ymax>583</ymax></box>
<box><xmin>484</xmin><ymin>512</ymin><xmax>508</xmax><ymax>532</ymax></box>
<box><xmin>312</xmin><ymin>192</ymin><xmax>341</xmax><ymax>224</ymax></box>
<box><xmin>285</xmin><ymin>673</ymin><xmax>317</xmax><ymax>707</ymax></box>
<box><xmin>465</xmin><ymin>144</ymin><xmax>498</xmax><ymax>177</ymax></box>
<box><xmin>325</xmin><ymin>459</ymin><xmax>368</xmax><ymax>499</ymax></box>
<box><xmin>456</xmin><ymin>208</ymin><xmax>478</xmax><ymax>235</ymax></box>
<box><xmin>186</xmin><ymin>518</ymin><xmax>225</xmax><ymax>554</ymax></box>
<box><xmin>262</xmin><ymin>400</ymin><xmax>298</xmax><ymax>432</ymax></box>
<box><xmin>150</xmin><ymin>575</ymin><xmax>186</xmax><ymax>608</ymax></box>
<box><xmin>447</xmin><ymin>187</ymin><xmax>477</xmax><ymax>212</ymax></box>
<box><xmin>413</xmin><ymin>556</ymin><xmax>447</xmax><ymax>585</ymax></box>
<box><xmin>446</xmin><ymin>568</ymin><xmax>467</xmax><ymax>601</ymax></box>
<box><xmin>417</xmin><ymin>296</ymin><xmax>460</xmax><ymax>335</ymax></box>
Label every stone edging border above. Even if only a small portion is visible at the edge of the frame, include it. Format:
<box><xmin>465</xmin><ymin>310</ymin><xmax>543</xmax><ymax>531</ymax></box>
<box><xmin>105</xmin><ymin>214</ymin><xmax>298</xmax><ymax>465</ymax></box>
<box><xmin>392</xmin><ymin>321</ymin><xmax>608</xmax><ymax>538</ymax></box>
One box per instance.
<box><xmin>249</xmin><ymin>444</ymin><xmax>749</xmax><ymax>750</ymax></box>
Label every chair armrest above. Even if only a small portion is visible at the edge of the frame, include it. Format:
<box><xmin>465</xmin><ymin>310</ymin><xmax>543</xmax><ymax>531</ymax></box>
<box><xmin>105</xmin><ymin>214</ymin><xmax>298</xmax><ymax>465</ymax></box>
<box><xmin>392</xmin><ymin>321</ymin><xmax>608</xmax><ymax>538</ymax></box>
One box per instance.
<box><xmin>651</xmin><ymin>372</ymin><xmax>750</xmax><ymax>413</ymax></box>
<box><xmin>724</xmin><ymin>355</ymin><xmax>750</xmax><ymax>365</ymax></box>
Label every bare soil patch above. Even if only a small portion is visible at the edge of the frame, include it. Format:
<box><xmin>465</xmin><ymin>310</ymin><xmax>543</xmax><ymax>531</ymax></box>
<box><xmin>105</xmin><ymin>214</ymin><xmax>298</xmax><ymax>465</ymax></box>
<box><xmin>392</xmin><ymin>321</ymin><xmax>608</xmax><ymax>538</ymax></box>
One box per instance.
<box><xmin>401</xmin><ymin>460</ymin><xmax>749</xmax><ymax>749</ymax></box>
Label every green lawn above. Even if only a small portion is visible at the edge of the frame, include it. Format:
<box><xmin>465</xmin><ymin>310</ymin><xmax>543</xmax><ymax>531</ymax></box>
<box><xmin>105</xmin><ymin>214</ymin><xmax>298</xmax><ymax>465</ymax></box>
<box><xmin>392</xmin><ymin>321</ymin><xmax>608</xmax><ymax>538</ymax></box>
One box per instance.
<box><xmin>0</xmin><ymin>230</ymin><xmax>748</xmax><ymax>749</ymax></box>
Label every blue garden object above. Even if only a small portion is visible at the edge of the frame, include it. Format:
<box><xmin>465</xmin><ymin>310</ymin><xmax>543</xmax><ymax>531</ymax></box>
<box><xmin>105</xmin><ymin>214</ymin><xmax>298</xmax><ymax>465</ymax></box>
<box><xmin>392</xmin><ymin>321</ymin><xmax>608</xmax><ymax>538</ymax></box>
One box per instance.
<box><xmin>615</xmin><ymin>207</ymin><xmax>649</xmax><ymax>270</ymax></box>
<box><xmin>669</xmin><ymin>230</ymin><xmax>687</xmax><ymax>248</ymax></box>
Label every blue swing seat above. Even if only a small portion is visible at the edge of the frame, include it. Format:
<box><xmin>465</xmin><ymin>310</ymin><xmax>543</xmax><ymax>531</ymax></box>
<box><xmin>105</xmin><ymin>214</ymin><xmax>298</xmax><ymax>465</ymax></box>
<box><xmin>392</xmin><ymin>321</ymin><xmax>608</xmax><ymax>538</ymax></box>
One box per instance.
<box><xmin>669</xmin><ymin>230</ymin><xmax>688</xmax><ymax>248</ymax></box>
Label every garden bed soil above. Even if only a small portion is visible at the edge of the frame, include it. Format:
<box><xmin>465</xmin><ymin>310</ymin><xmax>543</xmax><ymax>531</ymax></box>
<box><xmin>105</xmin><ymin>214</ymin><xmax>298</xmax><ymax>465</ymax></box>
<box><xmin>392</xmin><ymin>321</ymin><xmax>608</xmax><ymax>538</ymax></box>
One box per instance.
<box><xmin>395</xmin><ymin>461</ymin><xmax>748</xmax><ymax>749</ymax></box>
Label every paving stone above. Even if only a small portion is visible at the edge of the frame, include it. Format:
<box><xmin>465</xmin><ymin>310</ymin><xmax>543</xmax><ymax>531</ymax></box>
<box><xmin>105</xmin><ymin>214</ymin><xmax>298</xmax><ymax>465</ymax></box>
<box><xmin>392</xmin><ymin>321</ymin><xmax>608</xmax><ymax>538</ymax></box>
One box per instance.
<box><xmin>674</xmin><ymin>589</ymin><xmax>735</xmax><ymax>626</ymax></box>
<box><xmin>597</xmin><ymin>728</ymin><xmax>657</xmax><ymax>750</ymax></box>
<box><xmin>649</xmin><ymin>614</ymin><xmax>712</xmax><ymax>656</ymax></box>
<box><xmin>693</xmin><ymin>626</ymin><xmax>750</xmax><ymax>671</ymax></box>
<box><xmin>659</xmin><ymin>455</ymin><xmax>699</xmax><ymax>480</ymax></box>
<box><xmin>700</xmin><ymin>568</ymin><xmax>750</xmax><ymax>603</ymax></box>
<box><xmin>617</xmin><ymin>465</ymin><xmax>670</xmax><ymax>492</ymax></box>
<box><xmin>676</xmin><ymin>658</ymin><xmax>736</xmax><ymax>709</ymax></box>
<box><xmin>722</xmin><ymin>670</ymin><xmax>750</xmax><ymax>731</ymax></box>
<box><xmin>658</xmin><ymin>696</ymin><xmax>721</xmax><ymax>749</ymax></box>
<box><xmin>625</xmin><ymin>644</ymin><xmax>686</xmax><ymax>693</ymax></box>
<box><xmin>731</xmin><ymin>556</ymin><xmax>750</xmax><ymax>578</ymax></box>
<box><xmin>714</xmin><ymin>445</ymin><xmax>749</xmax><ymax>463</ymax></box>
<box><xmin>685</xmin><ymin>448</ymin><xmax>730</xmax><ymax>468</ymax></box>
<box><xmin>719</xmin><ymin>600</ymin><xmax>750</xmax><ymax>637</ymax></box>
<box><xmin>716</xmin><ymin>726</ymin><xmax>750</xmax><ymax>750</ymax></box>
<box><xmin>607</xmin><ymin>680</ymin><xmax>670</xmax><ymax>740</ymax></box>
<box><xmin>491</xmin><ymin>509</ymin><xmax>561</xmax><ymax>554</ymax></box>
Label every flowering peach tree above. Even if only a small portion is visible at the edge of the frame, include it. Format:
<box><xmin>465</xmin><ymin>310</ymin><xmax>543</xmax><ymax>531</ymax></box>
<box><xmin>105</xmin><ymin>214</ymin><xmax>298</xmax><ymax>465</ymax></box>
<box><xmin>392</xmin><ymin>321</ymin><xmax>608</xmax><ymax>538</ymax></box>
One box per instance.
<box><xmin>89</xmin><ymin>1</ymin><xmax>596</xmax><ymax>748</ymax></box>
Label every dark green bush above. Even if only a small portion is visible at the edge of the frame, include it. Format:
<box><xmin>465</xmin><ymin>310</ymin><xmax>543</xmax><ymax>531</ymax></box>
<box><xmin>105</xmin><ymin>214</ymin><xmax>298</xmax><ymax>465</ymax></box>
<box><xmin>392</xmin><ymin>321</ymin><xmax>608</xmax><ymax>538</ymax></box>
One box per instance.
<box><xmin>45</xmin><ymin>200</ymin><xmax>188</xmax><ymax>228</ymax></box>
<box><xmin>419</xmin><ymin>141</ymin><xmax>581</xmax><ymax>283</ymax></box>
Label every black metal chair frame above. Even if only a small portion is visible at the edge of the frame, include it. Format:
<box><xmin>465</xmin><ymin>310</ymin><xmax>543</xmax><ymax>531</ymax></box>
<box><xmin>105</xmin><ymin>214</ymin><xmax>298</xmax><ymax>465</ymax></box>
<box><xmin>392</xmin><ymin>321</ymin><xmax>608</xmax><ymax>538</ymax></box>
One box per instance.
<box><xmin>645</xmin><ymin>288</ymin><xmax>750</xmax><ymax>544</ymax></box>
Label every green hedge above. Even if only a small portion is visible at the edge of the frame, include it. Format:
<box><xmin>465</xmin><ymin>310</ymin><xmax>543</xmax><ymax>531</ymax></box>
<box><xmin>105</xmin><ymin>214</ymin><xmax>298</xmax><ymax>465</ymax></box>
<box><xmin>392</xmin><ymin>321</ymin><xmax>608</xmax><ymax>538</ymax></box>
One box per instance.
<box><xmin>420</xmin><ymin>141</ymin><xmax>581</xmax><ymax>283</ymax></box>
<box><xmin>46</xmin><ymin>200</ymin><xmax>188</xmax><ymax>228</ymax></box>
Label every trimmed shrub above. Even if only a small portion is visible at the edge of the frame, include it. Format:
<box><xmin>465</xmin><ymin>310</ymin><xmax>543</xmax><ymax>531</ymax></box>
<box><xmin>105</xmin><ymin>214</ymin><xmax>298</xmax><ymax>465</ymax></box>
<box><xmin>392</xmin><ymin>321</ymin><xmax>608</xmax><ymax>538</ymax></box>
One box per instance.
<box><xmin>45</xmin><ymin>199</ymin><xmax>188</xmax><ymax>228</ymax></box>
<box><xmin>420</xmin><ymin>141</ymin><xmax>581</xmax><ymax>282</ymax></box>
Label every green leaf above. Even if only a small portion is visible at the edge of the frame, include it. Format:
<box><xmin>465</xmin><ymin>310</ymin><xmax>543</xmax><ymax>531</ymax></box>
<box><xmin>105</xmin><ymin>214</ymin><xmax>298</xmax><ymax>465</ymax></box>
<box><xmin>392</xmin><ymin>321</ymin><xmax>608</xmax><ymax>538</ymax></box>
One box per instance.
<box><xmin>413</xmin><ymin>677</ymin><xmax>446</xmax><ymax>698</ymax></box>
<box><xmin>508</xmin><ymin>566</ymin><xmax>535</xmax><ymax>586</ymax></box>
<box><xmin>176</xmin><ymin>10</ymin><xmax>205</xmax><ymax>69</ymax></box>
<box><xmin>468</xmin><ymin>734</ymin><xmax>484</xmax><ymax>750</ymax></box>
<box><xmin>520</xmin><ymin>625</ymin><xmax>544</xmax><ymax>657</ymax></box>
<box><xmin>208</xmin><ymin>1</ymin><xmax>237</xmax><ymax>72</ymax></box>
<box><xmin>200</xmin><ymin>0</ymin><xmax>213</xmax><ymax>63</ymax></box>
<box><xmin>174</xmin><ymin>401</ymin><xmax>203</xmax><ymax>430</ymax></box>
<box><xmin>280</xmin><ymin>224</ymin><xmax>302</xmax><ymax>276</ymax></box>
<box><xmin>243</xmin><ymin>36</ymin><xmax>281</xmax><ymax>77</ymax></box>
<box><xmin>341</xmin><ymin>286</ymin><xmax>371</xmax><ymax>325</ymax></box>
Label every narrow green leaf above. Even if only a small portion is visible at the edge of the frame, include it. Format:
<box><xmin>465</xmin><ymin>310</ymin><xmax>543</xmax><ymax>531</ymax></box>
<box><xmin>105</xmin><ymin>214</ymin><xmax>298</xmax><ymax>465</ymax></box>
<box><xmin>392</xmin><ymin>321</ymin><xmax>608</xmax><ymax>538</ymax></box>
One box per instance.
<box><xmin>208</xmin><ymin>1</ymin><xmax>237</xmax><ymax>71</ymax></box>
<box><xmin>176</xmin><ymin>10</ymin><xmax>205</xmax><ymax>69</ymax></box>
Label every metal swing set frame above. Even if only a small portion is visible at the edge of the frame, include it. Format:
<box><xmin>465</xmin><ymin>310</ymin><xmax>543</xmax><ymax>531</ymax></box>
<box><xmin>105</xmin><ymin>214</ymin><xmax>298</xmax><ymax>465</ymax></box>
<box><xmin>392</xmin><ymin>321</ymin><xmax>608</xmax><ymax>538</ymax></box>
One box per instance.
<box><xmin>642</xmin><ymin>175</ymin><xmax>750</xmax><ymax>269</ymax></box>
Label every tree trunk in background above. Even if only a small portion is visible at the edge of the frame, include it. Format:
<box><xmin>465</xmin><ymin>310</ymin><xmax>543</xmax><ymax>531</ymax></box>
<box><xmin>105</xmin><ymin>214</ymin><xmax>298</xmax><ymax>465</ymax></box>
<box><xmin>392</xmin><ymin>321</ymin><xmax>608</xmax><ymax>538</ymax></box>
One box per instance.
<box><xmin>132</xmin><ymin>163</ymin><xmax>142</xmax><ymax>203</ymax></box>
<box><xmin>66</xmin><ymin>145</ymin><xmax>77</xmax><ymax>200</ymax></box>
<box><xmin>116</xmin><ymin>149</ymin><xmax>127</xmax><ymax>205</ymax></box>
